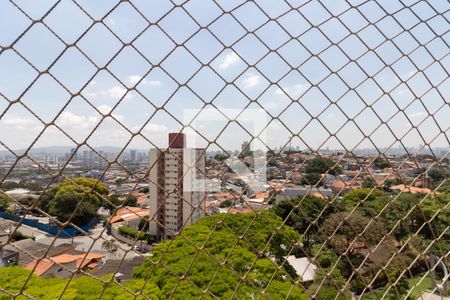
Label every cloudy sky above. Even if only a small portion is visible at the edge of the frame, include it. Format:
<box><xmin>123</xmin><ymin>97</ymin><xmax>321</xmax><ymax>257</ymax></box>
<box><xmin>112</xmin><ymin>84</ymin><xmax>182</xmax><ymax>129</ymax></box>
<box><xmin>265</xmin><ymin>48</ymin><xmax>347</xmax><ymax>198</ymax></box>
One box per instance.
<box><xmin>0</xmin><ymin>0</ymin><xmax>448</xmax><ymax>153</ymax></box>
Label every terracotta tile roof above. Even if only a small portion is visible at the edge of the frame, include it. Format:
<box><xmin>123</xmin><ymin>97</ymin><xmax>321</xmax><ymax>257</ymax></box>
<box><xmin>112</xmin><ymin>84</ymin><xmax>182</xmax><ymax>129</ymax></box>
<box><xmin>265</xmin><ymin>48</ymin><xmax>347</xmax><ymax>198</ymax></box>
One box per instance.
<box><xmin>26</xmin><ymin>258</ymin><xmax>54</xmax><ymax>276</ymax></box>
<box><xmin>390</xmin><ymin>184</ymin><xmax>437</xmax><ymax>195</ymax></box>
<box><xmin>25</xmin><ymin>252</ymin><xmax>105</xmax><ymax>276</ymax></box>
<box><xmin>137</xmin><ymin>196</ymin><xmax>149</xmax><ymax>204</ymax></box>
<box><xmin>110</xmin><ymin>206</ymin><xmax>149</xmax><ymax>223</ymax></box>
<box><xmin>252</xmin><ymin>192</ymin><xmax>269</xmax><ymax>200</ymax></box>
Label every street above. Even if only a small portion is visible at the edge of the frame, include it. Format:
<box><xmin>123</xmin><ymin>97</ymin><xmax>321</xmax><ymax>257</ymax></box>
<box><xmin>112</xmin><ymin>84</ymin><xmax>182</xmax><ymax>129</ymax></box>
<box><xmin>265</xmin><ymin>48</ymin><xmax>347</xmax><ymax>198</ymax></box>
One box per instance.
<box><xmin>2</xmin><ymin>219</ymin><xmax>141</xmax><ymax>260</ymax></box>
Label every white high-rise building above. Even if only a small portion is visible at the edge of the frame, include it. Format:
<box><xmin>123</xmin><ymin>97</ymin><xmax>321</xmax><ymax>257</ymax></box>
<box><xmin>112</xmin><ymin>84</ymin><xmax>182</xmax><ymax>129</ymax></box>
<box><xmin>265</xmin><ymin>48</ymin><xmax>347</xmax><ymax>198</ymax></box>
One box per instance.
<box><xmin>149</xmin><ymin>133</ymin><xmax>206</xmax><ymax>239</ymax></box>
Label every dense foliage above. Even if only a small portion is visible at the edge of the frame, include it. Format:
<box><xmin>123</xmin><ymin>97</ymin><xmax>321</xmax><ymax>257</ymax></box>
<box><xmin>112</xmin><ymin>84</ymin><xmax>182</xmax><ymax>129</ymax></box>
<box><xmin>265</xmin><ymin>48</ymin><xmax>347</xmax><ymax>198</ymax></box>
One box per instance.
<box><xmin>38</xmin><ymin>178</ymin><xmax>109</xmax><ymax>226</ymax></box>
<box><xmin>118</xmin><ymin>225</ymin><xmax>155</xmax><ymax>244</ymax></box>
<box><xmin>300</xmin><ymin>157</ymin><xmax>342</xmax><ymax>186</ymax></box>
<box><xmin>271</xmin><ymin>187</ymin><xmax>450</xmax><ymax>298</ymax></box>
<box><xmin>106</xmin><ymin>194</ymin><xmax>138</xmax><ymax>210</ymax></box>
<box><xmin>373</xmin><ymin>157</ymin><xmax>390</xmax><ymax>169</ymax></box>
<box><xmin>1</xmin><ymin>180</ymin><xmax>43</xmax><ymax>192</ymax></box>
<box><xmin>133</xmin><ymin>211</ymin><xmax>307</xmax><ymax>299</ymax></box>
<box><xmin>214</xmin><ymin>152</ymin><xmax>230</xmax><ymax>161</ymax></box>
<box><xmin>305</xmin><ymin>157</ymin><xmax>342</xmax><ymax>176</ymax></box>
<box><xmin>1</xmin><ymin>185</ymin><xmax>447</xmax><ymax>299</ymax></box>
<box><xmin>0</xmin><ymin>193</ymin><xmax>10</xmax><ymax>210</ymax></box>
<box><xmin>0</xmin><ymin>212</ymin><xmax>308</xmax><ymax>299</ymax></box>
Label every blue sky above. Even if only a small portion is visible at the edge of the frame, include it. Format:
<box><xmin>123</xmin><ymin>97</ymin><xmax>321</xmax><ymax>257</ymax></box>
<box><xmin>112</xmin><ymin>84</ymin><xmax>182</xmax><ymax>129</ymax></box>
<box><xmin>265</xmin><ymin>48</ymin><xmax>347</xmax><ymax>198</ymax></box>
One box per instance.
<box><xmin>0</xmin><ymin>0</ymin><xmax>449</xmax><ymax>153</ymax></box>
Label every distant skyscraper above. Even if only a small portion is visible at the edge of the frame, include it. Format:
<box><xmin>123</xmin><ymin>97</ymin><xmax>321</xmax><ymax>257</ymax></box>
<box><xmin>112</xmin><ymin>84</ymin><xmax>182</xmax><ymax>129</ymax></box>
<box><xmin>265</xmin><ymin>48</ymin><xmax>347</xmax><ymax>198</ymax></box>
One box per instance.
<box><xmin>241</xmin><ymin>141</ymin><xmax>250</xmax><ymax>153</ymax></box>
<box><xmin>130</xmin><ymin>149</ymin><xmax>136</xmax><ymax>163</ymax></box>
<box><xmin>83</xmin><ymin>150</ymin><xmax>97</xmax><ymax>168</ymax></box>
<box><xmin>70</xmin><ymin>148</ymin><xmax>77</xmax><ymax>160</ymax></box>
<box><xmin>149</xmin><ymin>133</ymin><xmax>206</xmax><ymax>239</ymax></box>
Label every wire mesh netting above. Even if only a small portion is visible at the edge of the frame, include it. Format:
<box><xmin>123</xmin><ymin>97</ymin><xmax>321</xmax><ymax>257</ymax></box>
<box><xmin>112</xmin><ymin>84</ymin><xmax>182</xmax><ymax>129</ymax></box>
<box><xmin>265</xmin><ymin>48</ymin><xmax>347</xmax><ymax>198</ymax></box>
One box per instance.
<box><xmin>0</xmin><ymin>0</ymin><xmax>449</xmax><ymax>299</ymax></box>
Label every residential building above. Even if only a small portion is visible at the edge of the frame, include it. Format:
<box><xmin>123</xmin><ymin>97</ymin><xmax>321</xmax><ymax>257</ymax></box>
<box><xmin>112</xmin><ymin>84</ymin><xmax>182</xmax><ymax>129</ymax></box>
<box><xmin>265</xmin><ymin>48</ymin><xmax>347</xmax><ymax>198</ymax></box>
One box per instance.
<box><xmin>149</xmin><ymin>133</ymin><xmax>206</xmax><ymax>239</ymax></box>
<box><xmin>26</xmin><ymin>252</ymin><xmax>105</xmax><ymax>277</ymax></box>
<box><xmin>130</xmin><ymin>150</ymin><xmax>136</xmax><ymax>163</ymax></box>
<box><xmin>284</xmin><ymin>256</ymin><xmax>317</xmax><ymax>282</ymax></box>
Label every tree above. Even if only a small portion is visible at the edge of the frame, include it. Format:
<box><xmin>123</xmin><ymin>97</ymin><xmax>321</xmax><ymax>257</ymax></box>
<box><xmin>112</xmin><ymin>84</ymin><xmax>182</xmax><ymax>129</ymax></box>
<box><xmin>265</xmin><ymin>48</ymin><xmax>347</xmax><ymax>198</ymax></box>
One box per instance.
<box><xmin>139</xmin><ymin>186</ymin><xmax>149</xmax><ymax>193</ymax></box>
<box><xmin>219</xmin><ymin>199</ymin><xmax>233</xmax><ymax>208</ymax></box>
<box><xmin>106</xmin><ymin>194</ymin><xmax>138</xmax><ymax>210</ymax></box>
<box><xmin>338</xmin><ymin>188</ymin><xmax>385</xmax><ymax>215</ymax></box>
<box><xmin>214</xmin><ymin>152</ymin><xmax>230</xmax><ymax>161</ymax></box>
<box><xmin>301</xmin><ymin>172</ymin><xmax>322</xmax><ymax>186</ymax></box>
<box><xmin>1</xmin><ymin>181</ymin><xmax>19</xmax><ymax>191</ymax></box>
<box><xmin>10</xmin><ymin>231</ymin><xmax>31</xmax><ymax>242</ymax></box>
<box><xmin>272</xmin><ymin>196</ymin><xmax>334</xmax><ymax>244</ymax></box>
<box><xmin>307</xmin><ymin>265</ymin><xmax>351</xmax><ymax>300</ymax></box>
<box><xmin>138</xmin><ymin>216</ymin><xmax>149</xmax><ymax>232</ymax></box>
<box><xmin>0</xmin><ymin>193</ymin><xmax>10</xmax><ymax>211</ymax></box>
<box><xmin>124</xmin><ymin>195</ymin><xmax>137</xmax><ymax>206</ymax></box>
<box><xmin>427</xmin><ymin>167</ymin><xmax>447</xmax><ymax>182</ymax></box>
<box><xmin>373</xmin><ymin>157</ymin><xmax>390</xmax><ymax>169</ymax></box>
<box><xmin>133</xmin><ymin>212</ymin><xmax>306</xmax><ymax>299</ymax></box>
<box><xmin>305</xmin><ymin>157</ymin><xmax>342</xmax><ymax>175</ymax></box>
<box><xmin>320</xmin><ymin>211</ymin><xmax>387</xmax><ymax>255</ymax></box>
<box><xmin>0</xmin><ymin>212</ymin><xmax>309</xmax><ymax>299</ymax></box>
<box><xmin>102</xmin><ymin>239</ymin><xmax>119</xmax><ymax>257</ymax></box>
<box><xmin>38</xmin><ymin>178</ymin><xmax>108</xmax><ymax>226</ymax></box>
<box><xmin>361</xmin><ymin>177</ymin><xmax>375</xmax><ymax>188</ymax></box>
<box><xmin>115</xmin><ymin>178</ymin><xmax>127</xmax><ymax>186</ymax></box>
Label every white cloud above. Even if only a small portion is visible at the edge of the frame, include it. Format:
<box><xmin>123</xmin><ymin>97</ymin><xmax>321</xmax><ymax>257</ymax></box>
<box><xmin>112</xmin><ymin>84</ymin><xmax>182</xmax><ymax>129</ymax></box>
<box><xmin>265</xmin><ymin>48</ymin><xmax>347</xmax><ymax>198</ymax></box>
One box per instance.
<box><xmin>129</xmin><ymin>75</ymin><xmax>143</xmax><ymax>85</ymax></box>
<box><xmin>108</xmin><ymin>86</ymin><xmax>127</xmax><ymax>99</ymax></box>
<box><xmin>129</xmin><ymin>75</ymin><xmax>161</xmax><ymax>86</ymax></box>
<box><xmin>243</xmin><ymin>74</ymin><xmax>261</xmax><ymax>88</ymax></box>
<box><xmin>404</xmin><ymin>70</ymin><xmax>416</xmax><ymax>79</ymax></box>
<box><xmin>144</xmin><ymin>123</ymin><xmax>168</xmax><ymax>133</ymax></box>
<box><xmin>219</xmin><ymin>52</ymin><xmax>239</xmax><ymax>69</ymax></box>
<box><xmin>97</xmin><ymin>105</ymin><xmax>112</xmax><ymax>115</ymax></box>
<box><xmin>275</xmin><ymin>84</ymin><xmax>308</xmax><ymax>98</ymax></box>
<box><xmin>134</xmin><ymin>123</ymin><xmax>168</xmax><ymax>134</ymax></box>
<box><xmin>409</xmin><ymin>111</ymin><xmax>426</xmax><ymax>118</ymax></box>
<box><xmin>84</xmin><ymin>91</ymin><xmax>97</xmax><ymax>98</ymax></box>
<box><xmin>2</xmin><ymin>117</ymin><xmax>34</xmax><ymax>129</ymax></box>
<box><xmin>56</xmin><ymin>111</ymin><xmax>98</xmax><ymax>129</ymax></box>
<box><xmin>145</xmin><ymin>80</ymin><xmax>162</xmax><ymax>86</ymax></box>
<box><xmin>97</xmin><ymin>105</ymin><xmax>126</xmax><ymax>123</ymax></box>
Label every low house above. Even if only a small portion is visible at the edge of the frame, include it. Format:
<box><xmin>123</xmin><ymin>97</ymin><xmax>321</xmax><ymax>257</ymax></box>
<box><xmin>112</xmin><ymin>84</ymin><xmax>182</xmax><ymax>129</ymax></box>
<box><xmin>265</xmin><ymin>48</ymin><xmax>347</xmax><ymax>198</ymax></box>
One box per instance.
<box><xmin>0</xmin><ymin>228</ymin><xmax>9</xmax><ymax>245</ymax></box>
<box><xmin>2</xmin><ymin>239</ymin><xmax>76</xmax><ymax>266</ymax></box>
<box><xmin>0</xmin><ymin>248</ymin><xmax>18</xmax><ymax>267</ymax></box>
<box><xmin>245</xmin><ymin>198</ymin><xmax>267</xmax><ymax>210</ymax></box>
<box><xmin>330</xmin><ymin>179</ymin><xmax>362</xmax><ymax>194</ymax></box>
<box><xmin>285</xmin><ymin>256</ymin><xmax>317</xmax><ymax>282</ymax></box>
<box><xmin>390</xmin><ymin>184</ymin><xmax>437</xmax><ymax>196</ymax></box>
<box><xmin>279</xmin><ymin>186</ymin><xmax>334</xmax><ymax>199</ymax></box>
<box><xmin>109</xmin><ymin>206</ymin><xmax>149</xmax><ymax>228</ymax></box>
<box><xmin>25</xmin><ymin>252</ymin><xmax>105</xmax><ymax>278</ymax></box>
<box><xmin>136</xmin><ymin>195</ymin><xmax>150</xmax><ymax>208</ymax></box>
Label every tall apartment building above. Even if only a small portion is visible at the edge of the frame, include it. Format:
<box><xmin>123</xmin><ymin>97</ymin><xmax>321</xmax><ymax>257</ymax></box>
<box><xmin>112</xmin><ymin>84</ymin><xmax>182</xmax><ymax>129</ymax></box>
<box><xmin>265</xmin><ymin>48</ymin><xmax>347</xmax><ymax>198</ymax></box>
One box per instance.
<box><xmin>130</xmin><ymin>149</ymin><xmax>136</xmax><ymax>163</ymax></box>
<box><xmin>149</xmin><ymin>133</ymin><xmax>206</xmax><ymax>239</ymax></box>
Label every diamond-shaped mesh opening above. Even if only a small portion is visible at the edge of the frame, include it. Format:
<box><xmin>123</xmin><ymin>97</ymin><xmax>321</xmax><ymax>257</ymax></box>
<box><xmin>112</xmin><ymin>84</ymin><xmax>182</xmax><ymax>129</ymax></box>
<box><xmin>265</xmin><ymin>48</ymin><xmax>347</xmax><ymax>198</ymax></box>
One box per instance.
<box><xmin>0</xmin><ymin>1</ymin><xmax>448</xmax><ymax>299</ymax></box>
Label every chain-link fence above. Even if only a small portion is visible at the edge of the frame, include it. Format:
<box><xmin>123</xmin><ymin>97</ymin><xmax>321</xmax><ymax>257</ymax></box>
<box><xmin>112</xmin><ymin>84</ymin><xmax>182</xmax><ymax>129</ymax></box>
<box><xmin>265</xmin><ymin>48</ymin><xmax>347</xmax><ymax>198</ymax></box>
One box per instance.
<box><xmin>0</xmin><ymin>0</ymin><xmax>449</xmax><ymax>299</ymax></box>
